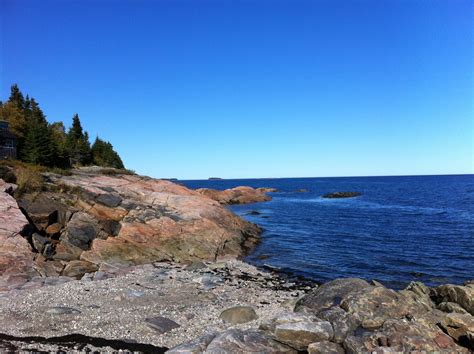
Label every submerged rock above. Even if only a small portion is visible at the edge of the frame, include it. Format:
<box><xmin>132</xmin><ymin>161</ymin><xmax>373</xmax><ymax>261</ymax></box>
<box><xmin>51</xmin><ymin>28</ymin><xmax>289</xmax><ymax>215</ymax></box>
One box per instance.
<box><xmin>322</xmin><ymin>192</ymin><xmax>362</xmax><ymax>198</ymax></box>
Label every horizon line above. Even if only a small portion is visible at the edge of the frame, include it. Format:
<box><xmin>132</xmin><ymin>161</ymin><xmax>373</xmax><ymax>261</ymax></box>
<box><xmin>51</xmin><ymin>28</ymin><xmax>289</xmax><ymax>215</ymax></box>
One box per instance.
<box><xmin>165</xmin><ymin>172</ymin><xmax>474</xmax><ymax>181</ymax></box>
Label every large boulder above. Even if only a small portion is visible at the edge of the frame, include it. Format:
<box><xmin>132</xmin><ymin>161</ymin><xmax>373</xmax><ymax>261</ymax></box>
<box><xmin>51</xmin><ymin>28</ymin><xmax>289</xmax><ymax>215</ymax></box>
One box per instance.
<box><xmin>295</xmin><ymin>278</ymin><xmax>371</xmax><ymax>313</ymax></box>
<box><xmin>339</xmin><ymin>285</ymin><xmax>424</xmax><ymax>329</ymax></box>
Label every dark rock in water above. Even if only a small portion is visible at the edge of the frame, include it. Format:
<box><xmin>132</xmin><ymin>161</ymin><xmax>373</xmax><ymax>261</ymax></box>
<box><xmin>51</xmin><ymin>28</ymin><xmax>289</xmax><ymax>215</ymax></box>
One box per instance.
<box><xmin>322</xmin><ymin>192</ymin><xmax>361</xmax><ymax>198</ymax></box>
<box><xmin>246</xmin><ymin>210</ymin><xmax>261</xmax><ymax>215</ymax></box>
<box><xmin>295</xmin><ymin>278</ymin><xmax>370</xmax><ymax>313</ymax></box>
<box><xmin>296</xmin><ymin>189</ymin><xmax>309</xmax><ymax>193</ymax></box>
<box><xmin>145</xmin><ymin>316</ymin><xmax>180</xmax><ymax>334</ymax></box>
<box><xmin>219</xmin><ymin>306</ymin><xmax>258</xmax><ymax>324</ymax></box>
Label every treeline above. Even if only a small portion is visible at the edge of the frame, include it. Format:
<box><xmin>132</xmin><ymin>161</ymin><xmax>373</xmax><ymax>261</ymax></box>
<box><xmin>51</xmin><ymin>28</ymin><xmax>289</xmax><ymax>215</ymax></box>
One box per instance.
<box><xmin>0</xmin><ymin>84</ymin><xmax>124</xmax><ymax>169</ymax></box>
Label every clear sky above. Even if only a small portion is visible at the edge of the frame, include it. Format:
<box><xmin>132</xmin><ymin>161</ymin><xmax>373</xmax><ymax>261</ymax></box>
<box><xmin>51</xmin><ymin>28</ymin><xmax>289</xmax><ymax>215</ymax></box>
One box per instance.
<box><xmin>1</xmin><ymin>0</ymin><xmax>472</xmax><ymax>179</ymax></box>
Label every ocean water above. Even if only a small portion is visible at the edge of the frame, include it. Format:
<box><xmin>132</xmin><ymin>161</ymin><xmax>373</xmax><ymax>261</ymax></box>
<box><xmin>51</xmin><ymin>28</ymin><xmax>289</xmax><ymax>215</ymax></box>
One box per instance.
<box><xmin>181</xmin><ymin>175</ymin><xmax>474</xmax><ymax>289</ymax></box>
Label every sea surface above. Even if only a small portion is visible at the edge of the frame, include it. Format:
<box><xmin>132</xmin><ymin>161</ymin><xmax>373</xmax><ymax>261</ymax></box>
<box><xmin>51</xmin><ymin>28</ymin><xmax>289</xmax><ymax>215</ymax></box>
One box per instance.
<box><xmin>181</xmin><ymin>175</ymin><xmax>474</xmax><ymax>289</ymax></box>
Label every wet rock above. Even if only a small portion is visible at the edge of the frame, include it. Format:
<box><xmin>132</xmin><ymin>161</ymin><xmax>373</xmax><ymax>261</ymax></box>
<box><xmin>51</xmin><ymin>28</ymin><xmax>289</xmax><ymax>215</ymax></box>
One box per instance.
<box><xmin>219</xmin><ymin>306</ymin><xmax>258</xmax><ymax>324</ymax></box>
<box><xmin>295</xmin><ymin>278</ymin><xmax>370</xmax><ymax>313</ymax></box>
<box><xmin>308</xmin><ymin>341</ymin><xmax>344</xmax><ymax>354</ymax></box>
<box><xmin>46</xmin><ymin>306</ymin><xmax>81</xmax><ymax>315</ymax></box>
<box><xmin>204</xmin><ymin>329</ymin><xmax>296</xmax><ymax>353</ymax></box>
<box><xmin>62</xmin><ymin>260</ymin><xmax>98</xmax><ymax>279</ymax></box>
<box><xmin>145</xmin><ymin>316</ymin><xmax>180</xmax><ymax>334</ymax></box>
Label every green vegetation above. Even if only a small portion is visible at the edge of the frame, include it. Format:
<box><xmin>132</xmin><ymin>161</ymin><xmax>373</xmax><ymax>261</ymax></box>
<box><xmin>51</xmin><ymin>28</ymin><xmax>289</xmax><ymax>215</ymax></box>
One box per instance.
<box><xmin>0</xmin><ymin>84</ymin><xmax>124</xmax><ymax>169</ymax></box>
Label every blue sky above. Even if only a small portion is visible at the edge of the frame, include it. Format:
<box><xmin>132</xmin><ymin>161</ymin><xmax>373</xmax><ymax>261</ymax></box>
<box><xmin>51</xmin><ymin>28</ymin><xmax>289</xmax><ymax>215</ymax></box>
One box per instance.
<box><xmin>1</xmin><ymin>0</ymin><xmax>472</xmax><ymax>179</ymax></box>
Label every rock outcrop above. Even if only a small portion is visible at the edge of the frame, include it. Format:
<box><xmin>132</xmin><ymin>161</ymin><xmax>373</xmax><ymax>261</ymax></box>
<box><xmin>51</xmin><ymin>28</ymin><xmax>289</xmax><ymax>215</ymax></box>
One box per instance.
<box><xmin>196</xmin><ymin>186</ymin><xmax>273</xmax><ymax>205</ymax></box>
<box><xmin>1</xmin><ymin>169</ymin><xmax>262</xmax><ymax>286</ymax></box>
<box><xmin>0</xmin><ymin>180</ymin><xmax>35</xmax><ymax>291</ymax></box>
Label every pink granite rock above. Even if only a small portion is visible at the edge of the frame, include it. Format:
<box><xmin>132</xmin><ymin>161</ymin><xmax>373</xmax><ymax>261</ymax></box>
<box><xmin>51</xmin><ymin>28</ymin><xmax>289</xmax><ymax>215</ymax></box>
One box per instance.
<box><xmin>0</xmin><ymin>179</ymin><xmax>35</xmax><ymax>291</ymax></box>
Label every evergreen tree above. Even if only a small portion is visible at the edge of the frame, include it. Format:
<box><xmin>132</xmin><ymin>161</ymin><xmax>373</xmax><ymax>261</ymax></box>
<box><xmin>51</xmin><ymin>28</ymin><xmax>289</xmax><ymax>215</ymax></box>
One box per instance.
<box><xmin>8</xmin><ymin>84</ymin><xmax>25</xmax><ymax>110</ymax></box>
<box><xmin>22</xmin><ymin>99</ymin><xmax>55</xmax><ymax>166</ymax></box>
<box><xmin>50</xmin><ymin>122</ymin><xmax>70</xmax><ymax>168</ymax></box>
<box><xmin>91</xmin><ymin>137</ymin><xmax>124</xmax><ymax>169</ymax></box>
<box><xmin>66</xmin><ymin>114</ymin><xmax>91</xmax><ymax>165</ymax></box>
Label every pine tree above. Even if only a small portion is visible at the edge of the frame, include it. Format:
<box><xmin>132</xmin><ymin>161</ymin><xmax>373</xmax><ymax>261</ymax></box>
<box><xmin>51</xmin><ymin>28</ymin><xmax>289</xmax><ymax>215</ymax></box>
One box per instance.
<box><xmin>66</xmin><ymin>114</ymin><xmax>91</xmax><ymax>165</ymax></box>
<box><xmin>8</xmin><ymin>84</ymin><xmax>25</xmax><ymax>111</ymax></box>
<box><xmin>22</xmin><ymin>99</ymin><xmax>55</xmax><ymax>166</ymax></box>
<box><xmin>50</xmin><ymin>122</ymin><xmax>70</xmax><ymax>168</ymax></box>
<box><xmin>91</xmin><ymin>137</ymin><xmax>124</xmax><ymax>169</ymax></box>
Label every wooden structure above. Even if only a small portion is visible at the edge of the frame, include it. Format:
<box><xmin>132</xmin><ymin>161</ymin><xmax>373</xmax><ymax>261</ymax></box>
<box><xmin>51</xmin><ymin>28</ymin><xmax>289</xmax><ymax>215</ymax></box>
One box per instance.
<box><xmin>0</xmin><ymin>121</ymin><xmax>17</xmax><ymax>159</ymax></box>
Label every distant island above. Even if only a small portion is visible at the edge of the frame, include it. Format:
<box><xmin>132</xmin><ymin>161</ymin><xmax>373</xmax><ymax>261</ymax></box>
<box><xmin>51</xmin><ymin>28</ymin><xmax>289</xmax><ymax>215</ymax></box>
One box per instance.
<box><xmin>208</xmin><ymin>177</ymin><xmax>223</xmax><ymax>180</ymax></box>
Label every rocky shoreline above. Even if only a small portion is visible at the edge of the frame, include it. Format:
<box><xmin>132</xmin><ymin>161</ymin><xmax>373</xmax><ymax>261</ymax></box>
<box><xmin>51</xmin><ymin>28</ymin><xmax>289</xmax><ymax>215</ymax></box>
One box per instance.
<box><xmin>0</xmin><ymin>167</ymin><xmax>473</xmax><ymax>353</ymax></box>
<box><xmin>0</xmin><ymin>259</ymin><xmax>472</xmax><ymax>353</ymax></box>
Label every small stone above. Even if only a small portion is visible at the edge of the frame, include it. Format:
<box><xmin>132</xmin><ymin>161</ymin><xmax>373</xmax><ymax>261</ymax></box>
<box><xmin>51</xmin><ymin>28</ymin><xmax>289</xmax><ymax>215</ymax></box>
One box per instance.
<box><xmin>45</xmin><ymin>223</ymin><xmax>62</xmax><ymax>235</ymax></box>
<box><xmin>127</xmin><ymin>290</ymin><xmax>145</xmax><ymax>297</ymax></box>
<box><xmin>219</xmin><ymin>306</ymin><xmax>258</xmax><ymax>324</ymax></box>
<box><xmin>32</xmin><ymin>233</ymin><xmax>50</xmax><ymax>253</ymax></box>
<box><xmin>145</xmin><ymin>316</ymin><xmax>180</xmax><ymax>334</ymax></box>
<box><xmin>185</xmin><ymin>261</ymin><xmax>207</xmax><ymax>271</ymax></box>
<box><xmin>46</xmin><ymin>306</ymin><xmax>81</xmax><ymax>315</ymax></box>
